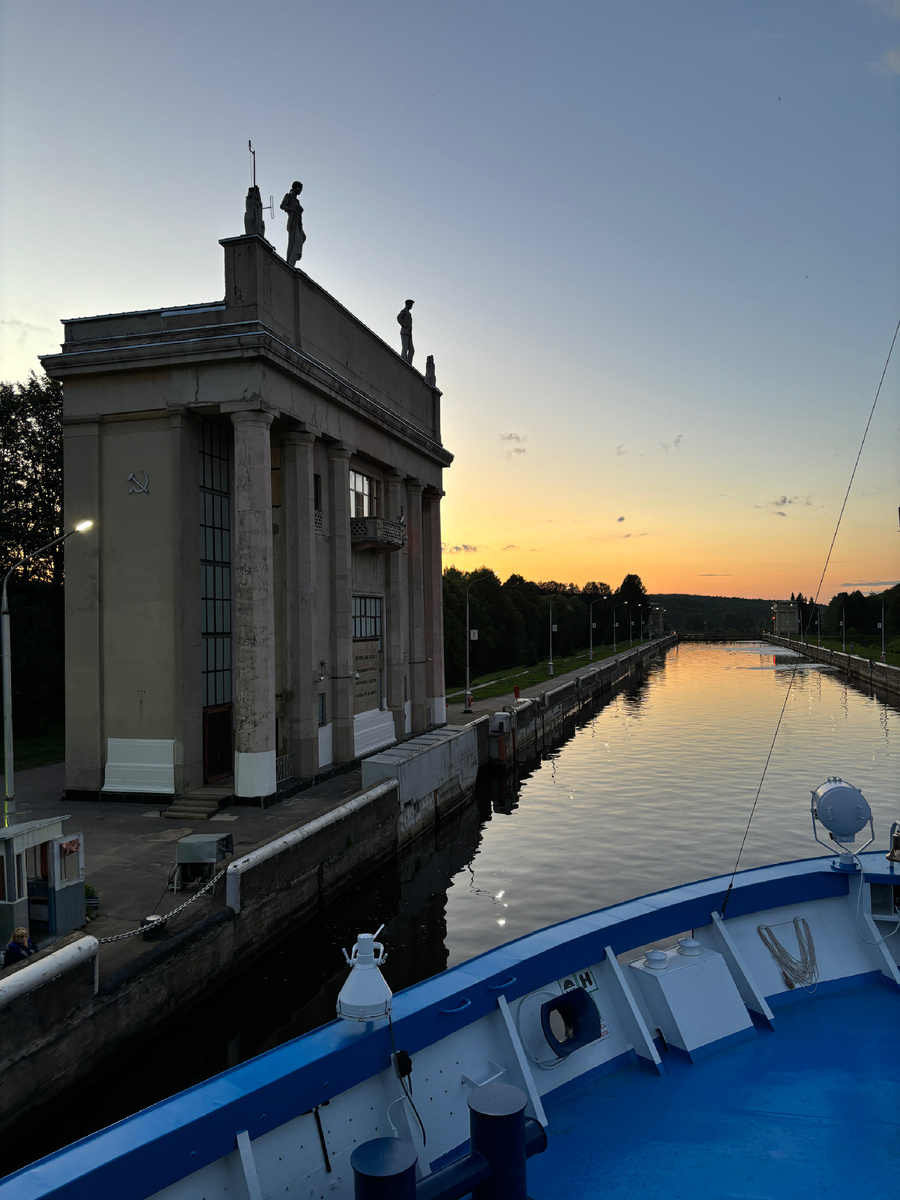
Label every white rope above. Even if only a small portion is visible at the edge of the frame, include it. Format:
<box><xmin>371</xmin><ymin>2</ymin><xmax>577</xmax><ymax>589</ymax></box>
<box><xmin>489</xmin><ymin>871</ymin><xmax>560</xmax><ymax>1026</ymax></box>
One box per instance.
<box><xmin>758</xmin><ymin>917</ymin><xmax>818</xmax><ymax>991</ymax></box>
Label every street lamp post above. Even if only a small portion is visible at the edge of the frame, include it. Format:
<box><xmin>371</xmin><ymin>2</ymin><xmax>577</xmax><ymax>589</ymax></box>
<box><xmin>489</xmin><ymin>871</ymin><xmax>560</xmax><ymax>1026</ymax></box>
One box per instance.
<box><xmin>880</xmin><ymin>601</ymin><xmax>886</xmax><ymax>663</ymax></box>
<box><xmin>463</xmin><ymin>575</ymin><xmax>487</xmax><ymax>713</ymax></box>
<box><xmin>612</xmin><ymin>601</ymin><xmax>627</xmax><ymax>654</ymax></box>
<box><xmin>588</xmin><ymin>598</ymin><xmax>604</xmax><ymax>661</ymax></box>
<box><xmin>2</xmin><ymin>521</ymin><xmax>94</xmax><ymax>826</ymax></box>
<box><xmin>841</xmin><ymin>604</ymin><xmax>846</xmax><ymax>654</ymax></box>
<box><xmin>628</xmin><ymin>610</ymin><xmax>634</xmax><ymax>647</ymax></box>
<box><xmin>548</xmin><ymin>601</ymin><xmax>556</xmax><ymax>677</ymax></box>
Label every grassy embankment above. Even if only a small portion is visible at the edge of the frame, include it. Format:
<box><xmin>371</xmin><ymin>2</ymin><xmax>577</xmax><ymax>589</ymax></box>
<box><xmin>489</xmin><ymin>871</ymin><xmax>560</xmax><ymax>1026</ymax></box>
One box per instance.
<box><xmin>812</xmin><ymin>636</ymin><xmax>900</xmax><ymax>669</ymax></box>
<box><xmin>445</xmin><ymin>642</ymin><xmax>631</xmax><ymax>704</ymax></box>
<box><xmin>0</xmin><ymin>726</ymin><xmax>65</xmax><ymax>772</ymax></box>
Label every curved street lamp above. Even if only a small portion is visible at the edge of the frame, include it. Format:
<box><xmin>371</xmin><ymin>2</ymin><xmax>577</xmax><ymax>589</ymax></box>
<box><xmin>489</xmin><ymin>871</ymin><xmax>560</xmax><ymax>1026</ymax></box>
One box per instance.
<box><xmin>2</xmin><ymin>521</ymin><xmax>93</xmax><ymax>826</ymax></box>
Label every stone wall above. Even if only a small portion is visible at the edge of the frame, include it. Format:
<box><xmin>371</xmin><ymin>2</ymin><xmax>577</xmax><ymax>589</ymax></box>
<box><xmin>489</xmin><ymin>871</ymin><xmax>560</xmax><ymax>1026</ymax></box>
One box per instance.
<box><xmin>765</xmin><ymin>636</ymin><xmax>900</xmax><ymax>701</ymax></box>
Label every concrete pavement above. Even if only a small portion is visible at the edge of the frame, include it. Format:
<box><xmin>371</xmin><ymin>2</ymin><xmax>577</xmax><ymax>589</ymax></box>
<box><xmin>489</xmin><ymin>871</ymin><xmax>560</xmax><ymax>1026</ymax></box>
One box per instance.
<box><xmin>4</xmin><ymin>651</ymin><xmax>634</xmax><ymax>981</ymax></box>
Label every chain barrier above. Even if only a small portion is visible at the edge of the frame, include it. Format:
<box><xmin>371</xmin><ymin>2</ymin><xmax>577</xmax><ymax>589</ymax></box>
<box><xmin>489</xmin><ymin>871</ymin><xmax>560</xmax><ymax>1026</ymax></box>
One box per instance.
<box><xmin>96</xmin><ymin>866</ymin><xmax>229</xmax><ymax>944</ymax></box>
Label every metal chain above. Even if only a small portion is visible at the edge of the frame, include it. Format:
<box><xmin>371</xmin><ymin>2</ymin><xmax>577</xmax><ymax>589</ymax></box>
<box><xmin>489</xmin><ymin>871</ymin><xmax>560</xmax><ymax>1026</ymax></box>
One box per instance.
<box><xmin>96</xmin><ymin>867</ymin><xmax>228</xmax><ymax>944</ymax></box>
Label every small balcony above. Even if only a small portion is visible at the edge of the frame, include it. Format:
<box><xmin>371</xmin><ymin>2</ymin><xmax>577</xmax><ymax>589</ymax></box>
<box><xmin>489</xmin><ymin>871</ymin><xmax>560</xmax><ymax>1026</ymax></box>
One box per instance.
<box><xmin>350</xmin><ymin>516</ymin><xmax>407</xmax><ymax>552</ymax></box>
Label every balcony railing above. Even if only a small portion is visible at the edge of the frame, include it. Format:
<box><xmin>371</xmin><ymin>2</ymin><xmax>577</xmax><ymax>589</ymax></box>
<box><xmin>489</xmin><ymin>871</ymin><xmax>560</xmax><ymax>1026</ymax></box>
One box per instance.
<box><xmin>350</xmin><ymin>516</ymin><xmax>407</xmax><ymax>552</ymax></box>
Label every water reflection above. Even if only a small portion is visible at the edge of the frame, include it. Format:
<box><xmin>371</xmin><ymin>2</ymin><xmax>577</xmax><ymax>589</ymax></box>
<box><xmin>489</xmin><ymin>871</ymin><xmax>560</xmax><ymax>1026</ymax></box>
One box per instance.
<box><xmin>444</xmin><ymin>641</ymin><xmax>899</xmax><ymax>967</ymax></box>
<box><xmin>11</xmin><ymin>641</ymin><xmax>897</xmax><ymax>1171</ymax></box>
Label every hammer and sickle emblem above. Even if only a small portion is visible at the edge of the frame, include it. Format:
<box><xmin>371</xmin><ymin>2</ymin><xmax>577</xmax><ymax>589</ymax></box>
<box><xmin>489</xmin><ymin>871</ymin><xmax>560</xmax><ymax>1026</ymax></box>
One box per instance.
<box><xmin>128</xmin><ymin>471</ymin><xmax>150</xmax><ymax>494</ymax></box>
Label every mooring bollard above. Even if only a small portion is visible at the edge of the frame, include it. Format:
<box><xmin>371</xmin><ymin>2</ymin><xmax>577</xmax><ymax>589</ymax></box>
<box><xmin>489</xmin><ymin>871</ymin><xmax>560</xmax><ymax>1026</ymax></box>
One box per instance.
<box><xmin>468</xmin><ymin>1083</ymin><xmax>528</xmax><ymax>1200</ymax></box>
<box><xmin>350</xmin><ymin>1137</ymin><xmax>417</xmax><ymax>1200</ymax></box>
<box><xmin>351</xmin><ymin>1082</ymin><xmax>546</xmax><ymax>1200</ymax></box>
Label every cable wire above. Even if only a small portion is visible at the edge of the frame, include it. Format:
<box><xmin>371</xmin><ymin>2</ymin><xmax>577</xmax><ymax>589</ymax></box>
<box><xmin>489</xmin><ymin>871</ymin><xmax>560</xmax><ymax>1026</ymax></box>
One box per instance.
<box><xmin>720</xmin><ymin>315</ymin><xmax>900</xmax><ymax>917</ymax></box>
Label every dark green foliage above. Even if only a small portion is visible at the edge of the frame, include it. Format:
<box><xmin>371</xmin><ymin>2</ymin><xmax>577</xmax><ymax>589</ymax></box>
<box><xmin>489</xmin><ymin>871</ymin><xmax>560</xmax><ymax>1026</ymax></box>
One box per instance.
<box><xmin>443</xmin><ymin>568</ymin><xmax>645</xmax><ymax>685</ymax></box>
<box><xmin>1</xmin><ymin>373</ymin><xmax>65</xmax><ymax>740</ymax></box>
<box><xmin>824</xmin><ymin>583</ymin><xmax>899</xmax><ymax>640</ymax></box>
<box><xmin>1</xmin><ymin>372</ymin><xmax>64</xmax><ymax>580</ymax></box>
<box><xmin>650</xmin><ymin>594</ymin><xmax>774</xmax><ymax>635</ymax></box>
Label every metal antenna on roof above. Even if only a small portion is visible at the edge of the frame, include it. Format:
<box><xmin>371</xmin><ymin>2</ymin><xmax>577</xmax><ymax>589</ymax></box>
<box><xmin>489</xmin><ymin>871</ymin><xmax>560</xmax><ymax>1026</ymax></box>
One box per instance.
<box><xmin>247</xmin><ymin>141</ymin><xmax>274</xmax><ymax>220</ymax></box>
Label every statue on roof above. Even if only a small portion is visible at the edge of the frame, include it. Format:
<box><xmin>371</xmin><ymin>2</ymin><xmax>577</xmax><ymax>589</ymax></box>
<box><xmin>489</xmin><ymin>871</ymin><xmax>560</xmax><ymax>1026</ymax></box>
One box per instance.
<box><xmin>244</xmin><ymin>186</ymin><xmax>265</xmax><ymax>237</ymax></box>
<box><xmin>397</xmin><ymin>299</ymin><xmax>414</xmax><ymax>365</ymax></box>
<box><xmin>280</xmin><ymin>181</ymin><xmax>306</xmax><ymax>268</ymax></box>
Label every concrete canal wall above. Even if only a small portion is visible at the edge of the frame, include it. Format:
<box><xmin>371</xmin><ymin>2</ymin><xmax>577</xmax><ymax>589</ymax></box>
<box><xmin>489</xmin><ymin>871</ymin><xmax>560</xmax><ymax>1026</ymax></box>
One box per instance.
<box><xmin>0</xmin><ymin>636</ymin><xmax>673</xmax><ymax>1136</ymax></box>
<box><xmin>765</xmin><ymin>636</ymin><xmax>900</xmax><ymax>702</ymax></box>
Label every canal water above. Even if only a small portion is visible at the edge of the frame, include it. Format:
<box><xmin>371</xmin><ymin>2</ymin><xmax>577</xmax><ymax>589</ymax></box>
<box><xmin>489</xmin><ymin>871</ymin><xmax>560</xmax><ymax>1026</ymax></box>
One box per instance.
<box><xmin>11</xmin><ymin>641</ymin><xmax>899</xmax><ymax>1171</ymax></box>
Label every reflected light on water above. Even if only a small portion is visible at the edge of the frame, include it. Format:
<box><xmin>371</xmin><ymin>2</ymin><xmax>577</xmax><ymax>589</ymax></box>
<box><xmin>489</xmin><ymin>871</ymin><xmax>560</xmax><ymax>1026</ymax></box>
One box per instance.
<box><xmin>445</xmin><ymin>642</ymin><xmax>898</xmax><ymax>967</ymax></box>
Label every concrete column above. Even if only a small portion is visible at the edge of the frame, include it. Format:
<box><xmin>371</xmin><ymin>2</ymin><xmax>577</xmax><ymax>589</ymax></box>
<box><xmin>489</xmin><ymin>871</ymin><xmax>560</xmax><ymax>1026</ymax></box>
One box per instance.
<box><xmin>328</xmin><ymin>444</ymin><xmax>354</xmax><ymax>762</ymax></box>
<box><xmin>423</xmin><ymin>489</ymin><xmax>446</xmax><ymax>725</ymax></box>
<box><xmin>174</xmin><ymin>414</ymin><xmax>203</xmax><ymax>791</ymax></box>
<box><xmin>406</xmin><ymin>480</ymin><xmax>427</xmax><ymax>734</ymax></box>
<box><xmin>282</xmin><ymin>429</ymin><xmax>318</xmax><ymax>778</ymax></box>
<box><xmin>63</xmin><ymin>419</ymin><xmax>103</xmax><ymax>795</ymax></box>
<box><xmin>230</xmin><ymin>410</ymin><xmax>277</xmax><ymax>800</ymax></box>
<box><xmin>384</xmin><ymin>471</ymin><xmax>408</xmax><ymax>739</ymax></box>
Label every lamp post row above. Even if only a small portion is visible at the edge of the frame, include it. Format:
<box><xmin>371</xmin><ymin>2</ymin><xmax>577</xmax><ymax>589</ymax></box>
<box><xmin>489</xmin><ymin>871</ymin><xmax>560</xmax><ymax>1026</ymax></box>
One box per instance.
<box><xmin>2</xmin><ymin>522</ymin><xmax>93</xmax><ymax>827</ymax></box>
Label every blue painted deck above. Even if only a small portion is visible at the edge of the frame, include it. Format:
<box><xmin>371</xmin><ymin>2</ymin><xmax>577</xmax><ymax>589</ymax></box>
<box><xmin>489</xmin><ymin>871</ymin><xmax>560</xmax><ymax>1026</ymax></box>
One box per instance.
<box><xmin>531</xmin><ymin>980</ymin><xmax>900</xmax><ymax>1200</ymax></box>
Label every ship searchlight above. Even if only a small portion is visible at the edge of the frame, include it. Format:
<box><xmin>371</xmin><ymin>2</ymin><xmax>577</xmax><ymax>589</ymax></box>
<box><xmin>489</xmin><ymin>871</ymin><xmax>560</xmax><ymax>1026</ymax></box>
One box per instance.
<box><xmin>336</xmin><ymin>928</ymin><xmax>393</xmax><ymax>1022</ymax></box>
<box><xmin>811</xmin><ymin>778</ymin><xmax>874</xmax><ymax>861</ymax></box>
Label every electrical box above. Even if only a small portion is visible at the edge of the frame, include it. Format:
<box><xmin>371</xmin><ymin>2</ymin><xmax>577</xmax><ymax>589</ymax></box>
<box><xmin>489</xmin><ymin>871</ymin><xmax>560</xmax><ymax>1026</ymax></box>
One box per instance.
<box><xmin>174</xmin><ymin>833</ymin><xmax>233</xmax><ymax>886</ymax></box>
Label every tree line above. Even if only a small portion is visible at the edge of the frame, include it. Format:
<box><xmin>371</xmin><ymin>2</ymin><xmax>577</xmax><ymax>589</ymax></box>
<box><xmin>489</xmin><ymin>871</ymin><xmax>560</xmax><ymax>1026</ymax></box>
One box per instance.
<box><xmin>442</xmin><ymin>568</ymin><xmax>650</xmax><ymax>686</ymax></box>
<box><xmin>1</xmin><ymin>374</ymin><xmax>65</xmax><ymax>737</ymax></box>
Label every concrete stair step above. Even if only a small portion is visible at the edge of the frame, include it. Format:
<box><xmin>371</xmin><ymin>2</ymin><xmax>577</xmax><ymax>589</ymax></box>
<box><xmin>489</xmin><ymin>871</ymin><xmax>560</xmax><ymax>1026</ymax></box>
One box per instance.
<box><xmin>165</xmin><ymin>798</ymin><xmax>222</xmax><ymax>820</ymax></box>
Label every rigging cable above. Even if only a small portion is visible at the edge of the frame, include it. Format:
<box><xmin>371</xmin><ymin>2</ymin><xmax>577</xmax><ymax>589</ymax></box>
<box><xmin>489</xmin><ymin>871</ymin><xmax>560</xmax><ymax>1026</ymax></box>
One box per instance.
<box><xmin>720</xmin><ymin>313</ymin><xmax>900</xmax><ymax>918</ymax></box>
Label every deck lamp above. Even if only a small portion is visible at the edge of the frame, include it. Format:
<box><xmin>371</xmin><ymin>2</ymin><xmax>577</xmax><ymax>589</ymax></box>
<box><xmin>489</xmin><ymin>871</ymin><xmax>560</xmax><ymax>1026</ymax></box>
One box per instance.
<box><xmin>337</xmin><ymin>928</ymin><xmax>392</xmax><ymax>1022</ymax></box>
<box><xmin>2</xmin><ymin>520</ymin><xmax>94</xmax><ymax>827</ymax></box>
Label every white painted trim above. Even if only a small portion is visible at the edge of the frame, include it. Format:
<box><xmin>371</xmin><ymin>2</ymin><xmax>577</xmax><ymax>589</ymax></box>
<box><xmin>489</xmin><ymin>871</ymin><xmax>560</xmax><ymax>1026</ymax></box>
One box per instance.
<box><xmin>235</xmin><ymin>1131</ymin><xmax>263</xmax><ymax>1200</ymax></box>
<box><xmin>709</xmin><ymin>910</ymin><xmax>775</xmax><ymax>1023</ymax></box>
<box><xmin>103</xmin><ymin>738</ymin><xmax>175</xmax><ymax>795</ymax></box>
<box><xmin>496</xmin><ymin>993</ymin><xmax>548</xmax><ymax>1126</ymax></box>
<box><xmin>225</xmin><ymin>780</ymin><xmax>399</xmax><ymax>913</ymax></box>
<box><xmin>601</xmin><ymin>945</ymin><xmax>663</xmax><ymax>1072</ymax></box>
<box><xmin>429</xmin><ymin>696</ymin><xmax>447</xmax><ymax>724</ymax></box>
<box><xmin>0</xmin><ymin>936</ymin><xmax>99</xmax><ymax>1009</ymax></box>
<box><xmin>234</xmin><ymin>750</ymin><xmax>276</xmax><ymax>798</ymax></box>
<box><xmin>353</xmin><ymin>708</ymin><xmax>396</xmax><ymax>757</ymax></box>
<box><xmin>318</xmin><ymin>723</ymin><xmax>333</xmax><ymax>768</ymax></box>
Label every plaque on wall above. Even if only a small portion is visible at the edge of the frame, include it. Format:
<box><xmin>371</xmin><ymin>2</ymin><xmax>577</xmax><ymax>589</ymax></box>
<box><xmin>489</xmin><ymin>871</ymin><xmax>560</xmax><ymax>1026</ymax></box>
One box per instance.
<box><xmin>353</xmin><ymin>640</ymin><xmax>382</xmax><ymax>714</ymax></box>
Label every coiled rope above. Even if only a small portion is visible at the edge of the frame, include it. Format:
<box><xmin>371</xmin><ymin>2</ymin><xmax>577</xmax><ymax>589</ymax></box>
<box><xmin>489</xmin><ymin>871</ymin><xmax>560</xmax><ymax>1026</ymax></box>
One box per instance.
<box><xmin>758</xmin><ymin>917</ymin><xmax>818</xmax><ymax>991</ymax></box>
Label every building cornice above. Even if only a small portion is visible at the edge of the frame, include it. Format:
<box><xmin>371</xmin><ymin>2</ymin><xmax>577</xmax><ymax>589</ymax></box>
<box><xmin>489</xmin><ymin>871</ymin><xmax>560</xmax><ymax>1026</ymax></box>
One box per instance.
<box><xmin>42</xmin><ymin>324</ymin><xmax>453</xmax><ymax>468</ymax></box>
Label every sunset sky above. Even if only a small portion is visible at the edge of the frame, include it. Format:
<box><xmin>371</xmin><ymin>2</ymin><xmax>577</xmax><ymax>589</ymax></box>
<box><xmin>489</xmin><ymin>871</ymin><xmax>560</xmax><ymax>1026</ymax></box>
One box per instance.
<box><xmin>1</xmin><ymin>1</ymin><xmax>898</xmax><ymax>603</ymax></box>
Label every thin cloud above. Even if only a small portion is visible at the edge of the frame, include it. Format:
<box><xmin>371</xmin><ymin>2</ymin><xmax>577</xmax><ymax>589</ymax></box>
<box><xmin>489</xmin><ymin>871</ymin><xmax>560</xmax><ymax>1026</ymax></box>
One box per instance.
<box><xmin>441</xmin><ymin>543</ymin><xmax>479</xmax><ymax>553</ymax></box>
<box><xmin>499</xmin><ymin>433</ymin><xmax>527</xmax><ymax>457</ymax></box>
<box><xmin>617</xmin><ymin>516</ymin><xmax>625</xmax><ymax>522</ymax></box>
<box><xmin>615</xmin><ymin>444</ymin><xmax>627</xmax><ymax>456</ymax></box>
<box><xmin>699</xmin><ymin>573</ymin><xmax>733</xmax><ymax>577</ymax></box>
<box><xmin>501</xmin><ymin>544</ymin><xmax>518</xmax><ymax>551</ymax></box>
<box><xmin>774</xmin><ymin>511</ymin><xmax>787</xmax><ymax>518</ymax></box>
<box><xmin>759</xmin><ymin>494</ymin><xmax>813</xmax><ymax>511</ymax></box>
<box><xmin>872</xmin><ymin>46</ymin><xmax>900</xmax><ymax>73</ymax></box>
<box><xmin>839</xmin><ymin>579</ymin><xmax>900</xmax><ymax>588</ymax></box>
